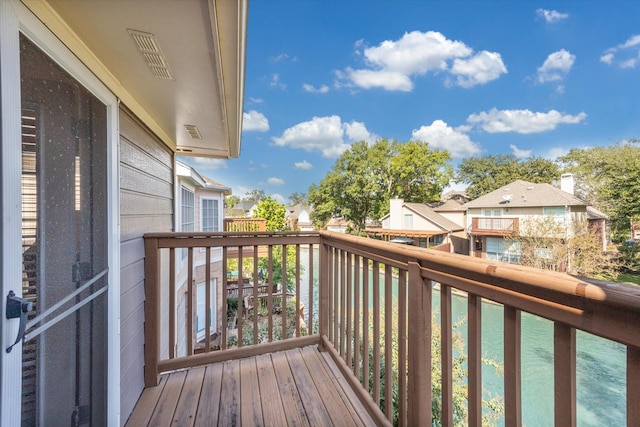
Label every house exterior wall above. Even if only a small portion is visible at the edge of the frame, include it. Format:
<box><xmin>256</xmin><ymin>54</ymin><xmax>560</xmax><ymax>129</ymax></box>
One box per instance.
<box><xmin>119</xmin><ymin>108</ymin><xmax>174</xmax><ymax>423</ymax></box>
<box><xmin>436</xmin><ymin>211</ymin><xmax>466</xmax><ymax>228</ymax></box>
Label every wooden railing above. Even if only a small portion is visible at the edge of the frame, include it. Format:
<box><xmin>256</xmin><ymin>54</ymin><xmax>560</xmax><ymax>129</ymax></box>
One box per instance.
<box><xmin>471</xmin><ymin>217</ymin><xmax>519</xmax><ymax>235</ymax></box>
<box><xmin>144</xmin><ymin>231</ymin><xmax>640</xmax><ymax>426</ymax></box>
<box><xmin>223</xmin><ymin>217</ymin><xmax>267</xmax><ymax>232</ymax></box>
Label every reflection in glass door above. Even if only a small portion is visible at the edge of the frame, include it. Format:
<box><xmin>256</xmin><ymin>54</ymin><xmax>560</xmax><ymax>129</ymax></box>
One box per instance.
<box><xmin>20</xmin><ymin>34</ymin><xmax>108</xmax><ymax>426</ymax></box>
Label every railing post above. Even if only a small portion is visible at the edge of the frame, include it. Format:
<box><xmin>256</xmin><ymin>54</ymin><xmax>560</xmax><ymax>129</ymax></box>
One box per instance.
<box><xmin>628</xmin><ymin>345</ymin><xmax>640</xmax><ymax>427</ymax></box>
<box><xmin>554</xmin><ymin>322</ymin><xmax>576</xmax><ymax>427</ymax></box>
<box><xmin>468</xmin><ymin>294</ymin><xmax>482</xmax><ymax>426</ymax></box>
<box><xmin>504</xmin><ymin>306</ymin><xmax>522</xmax><ymax>426</ymax></box>
<box><xmin>143</xmin><ymin>236</ymin><xmax>160</xmax><ymax>387</ymax></box>
<box><xmin>407</xmin><ymin>261</ymin><xmax>431</xmax><ymax>425</ymax></box>
<box><xmin>318</xmin><ymin>240</ymin><xmax>329</xmax><ymax>345</ymax></box>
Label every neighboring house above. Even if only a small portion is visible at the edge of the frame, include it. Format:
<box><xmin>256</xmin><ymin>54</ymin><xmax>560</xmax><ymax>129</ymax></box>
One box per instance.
<box><xmin>176</xmin><ymin>161</ymin><xmax>231</xmax><ymax>352</ymax></box>
<box><xmin>367</xmin><ymin>199</ymin><xmax>468</xmax><ymax>253</ymax></box>
<box><xmin>0</xmin><ymin>1</ymin><xmax>247</xmax><ymax>425</ymax></box>
<box><xmin>286</xmin><ymin>204</ymin><xmax>314</xmax><ymax>231</ymax></box>
<box><xmin>464</xmin><ymin>175</ymin><xmax>608</xmax><ymax>262</ymax></box>
<box><xmin>326</xmin><ymin>217</ymin><xmax>351</xmax><ymax>233</ymax></box>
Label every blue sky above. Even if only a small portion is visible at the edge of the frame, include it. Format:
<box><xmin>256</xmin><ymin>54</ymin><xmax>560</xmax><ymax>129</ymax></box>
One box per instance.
<box><xmin>180</xmin><ymin>0</ymin><xmax>640</xmax><ymax>204</ymax></box>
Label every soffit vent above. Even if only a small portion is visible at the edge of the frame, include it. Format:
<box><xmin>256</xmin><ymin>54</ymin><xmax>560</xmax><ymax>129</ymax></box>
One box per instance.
<box><xmin>184</xmin><ymin>124</ymin><xmax>202</xmax><ymax>139</ymax></box>
<box><xmin>128</xmin><ymin>29</ymin><xmax>174</xmax><ymax>80</ymax></box>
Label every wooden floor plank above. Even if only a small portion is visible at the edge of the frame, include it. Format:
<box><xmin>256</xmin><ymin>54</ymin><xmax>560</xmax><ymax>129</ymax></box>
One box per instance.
<box><xmin>172</xmin><ymin>366</ymin><xmax>205</xmax><ymax>427</ymax></box>
<box><xmin>240</xmin><ymin>357</ymin><xmax>264</xmax><ymax>426</ymax></box>
<box><xmin>218</xmin><ymin>359</ymin><xmax>241</xmax><ymax>426</ymax></box>
<box><xmin>124</xmin><ymin>375</ymin><xmax>167</xmax><ymax>427</ymax></box>
<box><xmin>285</xmin><ymin>348</ymin><xmax>334</xmax><ymax>426</ymax></box>
<box><xmin>299</xmin><ymin>346</ymin><xmax>359</xmax><ymax>427</ymax></box>
<box><xmin>255</xmin><ymin>354</ymin><xmax>288</xmax><ymax>427</ymax></box>
<box><xmin>149</xmin><ymin>370</ymin><xmax>187</xmax><ymax>427</ymax></box>
<box><xmin>271</xmin><ymin>350</ymin><xmax>311</xmax><ymax>427</ymax></box>
<box><xmin>194</xmin><ymin>363</ymin><xmax>223</xmax><ymax>427</ymax></box>
<box><xmin>128</xmin><ymin>346</ymin><xmax>379</xmax><ymax>427</ymax></box>
<box><xmin>319</xmin><ymin>350</ymin><xmax>377</xmax><ymax>426</ymax></box>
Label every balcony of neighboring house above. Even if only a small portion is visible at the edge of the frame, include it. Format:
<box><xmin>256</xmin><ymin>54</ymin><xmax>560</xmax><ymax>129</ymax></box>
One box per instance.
<box><xmin>471</xmin><ymin>217</ymin><xmax>519</xmax><ymax>236</ymax></box>
<box><xmin>127</xmin><ymin>231</ymin><xmax>640</xmax><ymax>426</ymax></box>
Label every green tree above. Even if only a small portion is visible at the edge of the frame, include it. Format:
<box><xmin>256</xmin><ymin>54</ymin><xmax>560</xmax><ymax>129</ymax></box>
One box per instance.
<box><xmin>251</xmin><ymin>196</ymin><xmax>300</xmax><ymax>290</ymax></box>
<box><xmin>559</xmin><ymin>140</ymin><xmax>640</xmax><ymax>241</ymax></box>
<box><xmin>243</xmin><ymin>189</ymin><xmax>265</xmax><ymax>204</ymax></box>
<box><xmin>308</xmin><ymin>139</ymin><xmax>452</xmax><ymax>233</ymax></box>
<box><xmin>253</xmin><ymin>196</ymin><xmax>287</xmax><ymax>231</ymax></box>
<box><xmin>225</xmin><ymin>194</ymin><xmax>240</xmax><ymax>210</ymax></box>
<box><xmin>288</xmin><ymin>192</ymin><xmax>307</xmax><ymax>205</ymax></box>
<box><xmin>455</xmin><ymin>154</ymin><xmax>560</xmax><ymax>199</ymax></box>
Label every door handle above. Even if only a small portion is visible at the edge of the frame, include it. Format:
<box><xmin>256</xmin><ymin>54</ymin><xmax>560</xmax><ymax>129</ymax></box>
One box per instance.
<box><xmin>6</xmin><ymin>291</ymin><xmax>33</xmax><ymax>353</ymax></box>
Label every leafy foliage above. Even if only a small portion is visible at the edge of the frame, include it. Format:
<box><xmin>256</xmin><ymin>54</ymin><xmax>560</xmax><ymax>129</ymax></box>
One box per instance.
<box><xmin>288</xmin><ymin>192</ymin><xmax>308</xmax><ymax>205</ymax></box>
<box><xmin>253</xmin><ymin>196</ymin><xmax>287</xmax><ymax>231</ymax></box>
<box><xmin>455</xmin><ymin>154</ymin><xmax>560</xmax><ymax>199</ymax></box>
<box><xmin>365</xmin><ymin>305</ymin><xmax>503</xmax><ymax>426</ymax></box>
<box><xmin>308</xmin><ymin>139</ymin><xmax>452</xmax><ymax>233</ymax></box>
<box><xmin>507</xmin><ymin>215</ymin><xmax>615</xmax><ymax>277</ymax></box>
<box><xmin>559</xmin><ymin>141</ymin><xmax>640</xmax><ymax>241</ymax></box>
<box><xmin>225</xmin><ymin>194</ymin><xmax>240</xmax><ymax>210</ymax></box>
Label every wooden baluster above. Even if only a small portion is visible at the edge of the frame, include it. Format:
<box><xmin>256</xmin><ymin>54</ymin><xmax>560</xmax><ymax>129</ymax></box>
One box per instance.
<box><xmin>346</xmin><ymin>252</ymin><xmax>353</xmax><ymax>368</ymax></box>
<box><xmin>281</xmin><ymin>244</ymin><xmax>287</xmax><ymax>340</ymax></box>
<box><xmin>384</xmin><ymin>265</ymin><xmax>393</xmax><ymax>422</ymax></box>
<box><xmin>398</xmin><ymin>269</ymin><xmax>407</xmax><ymax>427</ymax></box>
<box><xmin>295</xmin><ymin>244</ymin><xmax>301</xmax><ymax>337</ymax></box>
<box><xmin>187</xmin><ymin>247</ymin><xmax>193</xmax><ymax>355</ymax></box>
<box><xmin>468</xmin><ymin>293</ymin><xmax>482</xmax><ymax>426</ymax></box>
<box><xmin>221</xmin><ymin>246</ymin><xmax>228</xmax><ymax>350</ymax></box>
<box><xmin>237</xmin><ymin>246</ymin><xmax>243</xmax><ymax>347</ymax></box>
<box><xmin>372</xmin><ymin>261</ymin><xmax>380</xmax><ymax>406</ymax></box>
<box><xmin>407</xmin><ymin>261</ymin><xmax>431</xmax><ymax>425</ymax></box>
<box><xmin>353</xmin><ymin>255</ymin><xmax>361</xmax><ymax>382</ymax></box>
<box><xmin>169</xmin><ymin>247</ymin><xmax>176</xmax><ymax>359</ymax></box>
<box><xmin>252</xmin><ymin>245</ymin><xmax>259</xmax><ymax>345</ymax></box>
<box><xmin>267</xmin><ymin>245</ymin><xmax>274</xmax><ymax>342</ymax></box>
<box><xmin>362</xmin><ymin>257</ymin><xmax>370</xmax><ymax>393</ymax></box>
<box><xmin>205</xmin><ymin>246</ymin><xmax>211</xmax><ymax>352</ymax></box>
<box><xmin>629</xmin><ymin>345</ymin><xmax>640</xmax><ymax>427</ymax></box>
<box><xmin>441</xmin><ymin>284</ymin><xmax>453</xmax><ymax>427</ymax></box>
<box><xmin>554</xmin><ymin>321</ymin><xmax>576</xmax><ymax>427</ymax></box>
<box><xmin>504</xmin><ymin>306</ymin><xmax>522</xmax><ymax>426</ymax></box>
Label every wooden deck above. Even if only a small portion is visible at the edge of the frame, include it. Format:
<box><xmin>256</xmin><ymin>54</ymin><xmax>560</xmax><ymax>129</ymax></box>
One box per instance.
<box><xmin>125</xmin><ymin>346</ymin><xmax>378</xmax><ymax>426</ymax></box>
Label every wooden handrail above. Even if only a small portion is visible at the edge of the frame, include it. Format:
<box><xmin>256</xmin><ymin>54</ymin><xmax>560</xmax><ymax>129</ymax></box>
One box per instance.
<box><xmin>143</xmin><ymin>230</ymin><xmax>640</xmax><ymax>426</ymax></box>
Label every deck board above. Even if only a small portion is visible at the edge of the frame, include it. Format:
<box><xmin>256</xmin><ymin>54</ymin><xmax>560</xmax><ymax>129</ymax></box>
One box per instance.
<box><xmin>255</xmin><ymin>354</ymin><xmax>288</xmax><ymax>427</ymax></box>
<box><xmin>194</xmin><ymin>364</ymin><xmax>223</xmax><ymax>426</ymax></box>
<box><xmin>126</xmin><ymin>345</ymin><xmax>380</xmax><ymax>426</ymax></box>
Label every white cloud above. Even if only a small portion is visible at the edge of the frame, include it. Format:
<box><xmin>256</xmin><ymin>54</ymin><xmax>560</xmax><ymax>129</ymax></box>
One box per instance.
<box><xmin>411</xmin><ymin>119</ymin><xmax>482</xmax><ymax>158</ymax></box>
<box><xmin>272</xmin><ymin>115</ymin><xmax>376</xmax><ymax>158</ymax></box>
<box><xmin>536</xmin><ymin>9</ymin><xmax>569</xmax><ymax>23</ymax></box>
<box><xmin>545</xmin><ymin>147</ymin><xmax>570</xmax><ymax>160</ymax></box>
<box><xmin>344</xmin><ymin>121</ymin><xmax>378</xmax><ymax>143</ymax></box>
<box><xmin>339</xmin><ymin>30</ymin><xmax>505</xmax><ymax>91</ymax></box>
<box><xmin>510</xmin><ymin>144</ymin><xmax>532</xmax><ymax>159</ymax></box>
<box><xmin>537</xmin><ymin>49</ymin><xmax>575</xmax><ymax>82</ymax></box>
<box><xmin>294</xmin><ymin>160</ymin><xmax>313</xmax><ymax>170</ymax></box>
<box><xmin>270</xmin><ymin>74</ymin><xmax>286</xmax><ymax>89</ymax></box>
<box><xmin>271</xmin><ymin>193</ymin><xmax>287</xmax><ymax>204</ymax></box>
<box><xmin>451</xmin><ymin>51</ymin><xmax>508</xmax><ymax>88</ymax></box>
<box><xmin>467</xmin><ymin>108</ymin><xmax>587</xmax><ymax>134</ymax></box>
<box><xmin>303</xmin><ymin>83</ymin><xmax>330</xmax><ymax>93</ymax></box>
<box><xmin>599</xmin><ymin>53</ymin><xmax>614</xmax><ymax>64</ymax></box>
<box><xmin>601</xmin><ymin>34</ymin><xmax>640</xmax><ymax>69</ymax></box>
<box><xmin>248</xmin><ymin>97</ymin><xmax>264</xmax><ymax>104</ymax></box>
<box><xmin>267</xmin><ymin>177</ymin><xmax>285</xmax><ymax>186</ymax></box>
<box><xmin>341</xmin><ymin>68</ymin><xmax>413</xmax><ymax>91</ymax></box>
<box><xmin>243</xmin><ymin>110</ymin><xmax>270</xmax><ymax>132</ymax></box>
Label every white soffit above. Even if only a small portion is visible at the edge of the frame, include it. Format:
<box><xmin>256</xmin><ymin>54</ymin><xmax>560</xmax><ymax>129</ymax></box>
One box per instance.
<box><xmin>32</xmin><ymin>0</ymin><xmax>247</xmax><ymax>158</ymax></box>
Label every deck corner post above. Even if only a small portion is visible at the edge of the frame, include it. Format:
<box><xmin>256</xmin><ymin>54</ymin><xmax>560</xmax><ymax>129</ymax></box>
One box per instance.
<box><xmin>143</xmin><ymin>236</ymin><xmax>161</xmax><ymax>387</ymax></box>
<box><xmin>407</xmin><ymin>260</ymin><xmax>431</xmax><ymax>425</ymax></box>
<box><xmin>318</xmin><ymin>239</ymin><xmax>330</xmax><ymax>344</ymax></box>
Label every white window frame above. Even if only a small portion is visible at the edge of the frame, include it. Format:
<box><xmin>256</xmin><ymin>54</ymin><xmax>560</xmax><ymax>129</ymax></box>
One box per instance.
<box><xmin>1</xmin><ymin>2</ymin><xmax>120</xmax><ymax>425</ymax></box>
<box><xmin>404</xmin><ymin>213</ymin><xmax>413</xmax><ymax>229</ymax></box>
<box><xmin>200</xmin><ymin>197</ymin><xmax>220</xmax><ymax>232</ymax></box>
